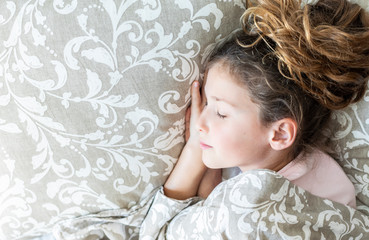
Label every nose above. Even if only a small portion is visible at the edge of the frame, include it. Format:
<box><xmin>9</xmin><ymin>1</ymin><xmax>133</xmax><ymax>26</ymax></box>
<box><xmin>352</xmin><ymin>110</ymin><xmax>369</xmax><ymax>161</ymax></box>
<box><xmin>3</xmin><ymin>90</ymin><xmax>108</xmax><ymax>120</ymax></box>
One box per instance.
<box><xmin>196</xmin><ymin>110</ymin><xmax>208</xmax><ymax>133</ymax></box>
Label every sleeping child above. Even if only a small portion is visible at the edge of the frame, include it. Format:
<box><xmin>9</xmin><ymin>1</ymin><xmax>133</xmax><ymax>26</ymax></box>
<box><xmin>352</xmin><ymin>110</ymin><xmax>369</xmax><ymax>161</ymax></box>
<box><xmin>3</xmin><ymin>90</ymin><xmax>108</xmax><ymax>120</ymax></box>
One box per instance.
<box><xmin>164</xmin><ymin>0</ymin><xmax>369</xmax><ymax>209</ymax></box>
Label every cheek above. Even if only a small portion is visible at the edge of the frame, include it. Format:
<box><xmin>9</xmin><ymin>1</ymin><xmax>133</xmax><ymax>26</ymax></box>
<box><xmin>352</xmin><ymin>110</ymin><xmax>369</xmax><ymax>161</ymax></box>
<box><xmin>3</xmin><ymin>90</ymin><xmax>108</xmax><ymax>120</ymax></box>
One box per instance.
<box><xmin>214</xmin><ymin>127</ymin><xmax>246</xmax><ymax>153</ymax></box>
<box><xmin>222</xmin><ymin>125</ymin><xmax>263</xmax><ymax>153</ymax></box>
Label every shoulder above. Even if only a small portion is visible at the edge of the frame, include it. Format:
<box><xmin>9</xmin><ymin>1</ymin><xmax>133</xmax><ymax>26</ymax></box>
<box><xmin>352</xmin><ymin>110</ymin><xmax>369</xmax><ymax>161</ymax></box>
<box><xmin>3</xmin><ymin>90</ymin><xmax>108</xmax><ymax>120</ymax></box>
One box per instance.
<box><xmin>280</xmin><ymin>149</ymin><xmax>356</xmax><ymax>208</ymax></box>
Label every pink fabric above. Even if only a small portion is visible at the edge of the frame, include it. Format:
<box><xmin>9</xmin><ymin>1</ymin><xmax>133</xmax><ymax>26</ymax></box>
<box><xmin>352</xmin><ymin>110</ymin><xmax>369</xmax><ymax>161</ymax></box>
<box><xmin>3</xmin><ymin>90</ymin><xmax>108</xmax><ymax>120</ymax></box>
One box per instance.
<box><xmin>278</xmin><ymin>150</ymin><xmax>356</xmax><ymax>208</ymax></box>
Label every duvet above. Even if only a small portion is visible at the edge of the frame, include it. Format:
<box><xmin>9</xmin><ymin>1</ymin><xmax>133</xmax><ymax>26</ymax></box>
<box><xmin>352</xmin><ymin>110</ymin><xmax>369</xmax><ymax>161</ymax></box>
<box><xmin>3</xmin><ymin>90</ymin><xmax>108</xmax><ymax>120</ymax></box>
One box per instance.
<box><xmin>53</xmin><ymin>170</ymin><xmax>369</xmax><ymax>239</ymax></box>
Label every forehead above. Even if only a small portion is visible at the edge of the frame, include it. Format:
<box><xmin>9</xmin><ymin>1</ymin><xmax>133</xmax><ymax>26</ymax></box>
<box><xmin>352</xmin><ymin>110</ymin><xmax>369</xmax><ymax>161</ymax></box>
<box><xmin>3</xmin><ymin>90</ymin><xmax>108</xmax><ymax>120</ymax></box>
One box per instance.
<box><xmin>205</xmin><ymin>62</ymin><xmax>246</xmax><ymax>94</ymax></box>
<box><xmin>204</xmin><ymin>62</ymin><xmax>256</xmax><ymax>107</ymax></box>
<box><xmin>204</xmin><ymin>62</ymin><xmax>265</xmax><ymax>123</ymax></box>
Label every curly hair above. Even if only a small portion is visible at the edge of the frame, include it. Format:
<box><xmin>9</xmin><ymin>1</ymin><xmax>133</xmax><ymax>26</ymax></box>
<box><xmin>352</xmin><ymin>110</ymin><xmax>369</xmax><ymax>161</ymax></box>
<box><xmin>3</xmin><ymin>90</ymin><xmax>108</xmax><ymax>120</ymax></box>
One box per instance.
<box><xmin>242</xmin><ymin>0</ymin><xmax>369</xmax><ymax>110</ymax></box>
<box><xmin>205</xmin><ymin>0</ymin><xmax>369</xmax><ymax>156</ymax></box>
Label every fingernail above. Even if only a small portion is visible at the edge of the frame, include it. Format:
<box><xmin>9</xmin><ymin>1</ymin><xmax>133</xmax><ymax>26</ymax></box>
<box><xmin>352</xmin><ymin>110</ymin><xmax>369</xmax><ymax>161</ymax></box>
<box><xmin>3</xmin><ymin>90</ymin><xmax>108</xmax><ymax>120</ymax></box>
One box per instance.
<box><xmin>193</xmin><ymin>81</ymin><xmax>199</xmax><ymax>87</ymax></box>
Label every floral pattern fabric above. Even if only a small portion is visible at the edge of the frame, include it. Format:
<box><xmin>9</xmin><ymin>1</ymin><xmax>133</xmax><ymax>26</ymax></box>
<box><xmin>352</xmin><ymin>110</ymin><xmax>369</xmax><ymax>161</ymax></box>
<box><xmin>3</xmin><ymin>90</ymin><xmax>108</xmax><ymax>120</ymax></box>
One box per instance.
<box><xmin>329</xmin><ymin>98</ymin><xmax>369</xmax><ymax>214</ymax></box>
<box><xmin>54</xmin><ymin>170</ymin><xmax>369</xmax><ymax>239</ymax></box>
<box><xmin>1</xmin><ymin>0</ymin><xmax>369</xmax><ymax>239</ymax></box>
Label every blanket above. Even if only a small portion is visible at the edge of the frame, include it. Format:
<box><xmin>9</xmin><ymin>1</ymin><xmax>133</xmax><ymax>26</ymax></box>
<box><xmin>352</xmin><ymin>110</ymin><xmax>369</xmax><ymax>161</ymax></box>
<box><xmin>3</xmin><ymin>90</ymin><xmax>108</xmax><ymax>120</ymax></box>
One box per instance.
<box><xmin>53</xmin><ymin>170</ymin><xmax>369</xmax><ymax>239</ymax></box>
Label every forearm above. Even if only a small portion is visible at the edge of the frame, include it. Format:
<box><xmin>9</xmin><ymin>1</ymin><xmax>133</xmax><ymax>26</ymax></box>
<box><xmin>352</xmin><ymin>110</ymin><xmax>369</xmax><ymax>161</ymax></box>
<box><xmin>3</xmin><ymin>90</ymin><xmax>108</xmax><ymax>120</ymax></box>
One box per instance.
<box><xmin>164</xmin><ymin>141</ymin><xmax>206</xmax><ymax>200</ymax></box>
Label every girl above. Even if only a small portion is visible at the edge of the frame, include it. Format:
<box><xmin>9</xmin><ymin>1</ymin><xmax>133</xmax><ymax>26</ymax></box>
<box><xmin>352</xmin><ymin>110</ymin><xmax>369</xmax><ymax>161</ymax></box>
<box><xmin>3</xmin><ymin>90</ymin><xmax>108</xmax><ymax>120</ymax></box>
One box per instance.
<box><xmin>164</xmin><ymin>0</ymin><xmax>369</xmax><ymax>208</ymax></box>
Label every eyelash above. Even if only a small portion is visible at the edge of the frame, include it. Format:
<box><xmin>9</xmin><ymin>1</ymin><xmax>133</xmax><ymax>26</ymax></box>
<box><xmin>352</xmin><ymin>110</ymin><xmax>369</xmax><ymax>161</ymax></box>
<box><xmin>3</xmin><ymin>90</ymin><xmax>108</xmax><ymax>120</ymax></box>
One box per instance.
<box><xmin>217</xmin><ymin>111</ymin><xmax>226</xmax><ymax>119</ymax></box>
<box><xmin>204</xmin><ymin>101</ymin><xmax>226</xmax><ymax>119</ymax></box>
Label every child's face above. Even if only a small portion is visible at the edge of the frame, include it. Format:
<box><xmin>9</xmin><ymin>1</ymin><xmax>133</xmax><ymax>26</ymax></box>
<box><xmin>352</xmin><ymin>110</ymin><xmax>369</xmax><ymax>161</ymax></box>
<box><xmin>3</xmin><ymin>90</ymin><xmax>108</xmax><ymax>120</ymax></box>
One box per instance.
<box><xmin>197</xmin><ymin>62</ymin><xmax>282</xmax><ymax>172</ymax></box>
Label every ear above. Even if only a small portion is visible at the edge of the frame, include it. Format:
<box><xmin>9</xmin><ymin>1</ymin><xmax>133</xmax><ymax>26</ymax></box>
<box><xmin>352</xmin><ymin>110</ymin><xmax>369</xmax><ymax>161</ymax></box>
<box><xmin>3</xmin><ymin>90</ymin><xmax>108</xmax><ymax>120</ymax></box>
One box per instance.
<box><xmin>268</xmin><ymin>118</ymin><xmax>297</xmax><ymax>151</ymax></box>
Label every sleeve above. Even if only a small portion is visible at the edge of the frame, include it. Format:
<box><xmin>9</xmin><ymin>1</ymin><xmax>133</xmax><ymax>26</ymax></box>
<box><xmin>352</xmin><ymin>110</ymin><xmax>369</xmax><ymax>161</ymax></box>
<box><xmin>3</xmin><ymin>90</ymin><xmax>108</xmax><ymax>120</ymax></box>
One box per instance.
<box><xmin>53</xmin><ymin>187</ymin><xmax>201</xmax><ymax>240</ymax></box>
<box><xmin>139</xmin><ymin>187</ymin><xmax>202</xmax><ymax>240</ymax></box>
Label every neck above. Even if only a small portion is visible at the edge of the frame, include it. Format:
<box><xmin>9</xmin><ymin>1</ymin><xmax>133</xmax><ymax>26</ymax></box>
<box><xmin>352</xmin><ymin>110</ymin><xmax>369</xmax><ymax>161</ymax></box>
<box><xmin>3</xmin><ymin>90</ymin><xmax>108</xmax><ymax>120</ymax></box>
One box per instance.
<box><xmin>240</xmin><ymin>148</ymin><xmax>293</xmax><ymax>172</ymax></box>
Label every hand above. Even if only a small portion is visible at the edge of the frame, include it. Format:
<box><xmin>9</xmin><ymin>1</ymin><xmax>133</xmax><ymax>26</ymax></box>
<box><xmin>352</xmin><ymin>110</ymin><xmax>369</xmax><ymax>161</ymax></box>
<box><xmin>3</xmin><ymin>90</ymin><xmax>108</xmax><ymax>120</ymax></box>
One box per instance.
<box><xmin>185</xmin><ymin>81</ymin><xmax>202</xmax><ymax>143</ymax></box>
<box><xmin>187</xmin><ymin>81</ymin><xmax>222</xmax><ymax>199</ymax></box>
<box><xmin>163</xmin><ymin>80</ymin><xmax>206</xmax><ymax>200</ymax></box>
<box><xmin>188</xmin><ymin>81</ymin><xmax>222</xmax><ymax>198</ymax></box>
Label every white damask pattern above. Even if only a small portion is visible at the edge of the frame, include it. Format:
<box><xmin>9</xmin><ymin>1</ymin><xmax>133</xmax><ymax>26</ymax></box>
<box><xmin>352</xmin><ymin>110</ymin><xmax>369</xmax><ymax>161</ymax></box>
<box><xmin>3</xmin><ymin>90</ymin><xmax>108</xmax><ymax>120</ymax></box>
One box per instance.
<box><xmin>53</xmin><ymin>170</ymin><xmax>369</xmax><ymax>239</ymax></box>
<box><xmin>0</xmin><ymin>1</ymin><xmax>244</xmax><ymax>239</ymax></box>
<box><xmin>1</xmin><ymin>0</ymin><xmax>369</xmax><ymax>239</ymax></box>
<box><xmin>329</xmin><ymin>91</ymin><xmax>369</xmax><ymax>213</ymax></box>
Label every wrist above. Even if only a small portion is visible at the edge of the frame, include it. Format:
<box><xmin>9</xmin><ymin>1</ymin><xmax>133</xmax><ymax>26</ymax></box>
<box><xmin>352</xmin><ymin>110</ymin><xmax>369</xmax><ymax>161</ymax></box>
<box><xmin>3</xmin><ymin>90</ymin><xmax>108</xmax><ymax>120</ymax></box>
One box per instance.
<box><xmin>163</xmin><ymin>137</ymin><xmax>206</xmax><ymax>200</ymax></box>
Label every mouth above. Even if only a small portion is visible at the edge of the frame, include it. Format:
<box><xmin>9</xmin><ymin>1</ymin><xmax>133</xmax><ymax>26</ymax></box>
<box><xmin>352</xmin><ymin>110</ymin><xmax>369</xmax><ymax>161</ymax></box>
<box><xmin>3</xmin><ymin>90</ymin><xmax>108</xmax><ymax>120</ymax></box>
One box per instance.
<box><xmin>200</xmin><ymin>141</ymin><xmax>213</xmax><ymax>150</ymax></box>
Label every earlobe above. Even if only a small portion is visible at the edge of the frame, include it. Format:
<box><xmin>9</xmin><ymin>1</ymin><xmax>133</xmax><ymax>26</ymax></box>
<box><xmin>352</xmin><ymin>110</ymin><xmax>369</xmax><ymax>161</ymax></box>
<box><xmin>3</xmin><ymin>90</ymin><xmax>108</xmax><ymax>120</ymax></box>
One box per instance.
<box><xmin>269</xmin><ymin>118</ymin><xmax>297</xmax><ymax>151</ymax></box>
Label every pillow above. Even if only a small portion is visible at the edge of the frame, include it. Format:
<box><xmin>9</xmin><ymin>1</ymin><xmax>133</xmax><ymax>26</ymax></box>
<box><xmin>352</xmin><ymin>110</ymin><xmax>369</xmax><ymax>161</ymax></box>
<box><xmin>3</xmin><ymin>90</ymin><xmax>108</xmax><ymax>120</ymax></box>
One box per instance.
<box><xmin>354</xmin><ymin>0</ymin><xmax>369</xmax><ymax>11</ymax></box>
<box><xmin>329</xmin><ymin>86</ymin><xmax>369</xmax><ymax>214</ymax></box>
<box><xmin>0</xmin><ymin>1</ymin><xmax>244</xmax><ymax>239</ymax></box>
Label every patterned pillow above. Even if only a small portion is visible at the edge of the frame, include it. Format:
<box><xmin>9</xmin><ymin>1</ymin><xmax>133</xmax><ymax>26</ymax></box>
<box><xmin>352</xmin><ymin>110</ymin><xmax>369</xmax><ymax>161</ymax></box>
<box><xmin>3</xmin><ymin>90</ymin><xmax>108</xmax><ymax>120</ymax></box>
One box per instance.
<box><xmin>0</xmin><ymin>1</ymin><xmax>244</xmax><ymax>239</ymax></box>
<box><xmin>355</xmin><ymin>0</ymin><xmax>369</xmax><ymax>11</ymax></box>
<box><xmin>329</xmin><ymin>86</ymin><xmax>369</xmax><ymax>213</ymax></box>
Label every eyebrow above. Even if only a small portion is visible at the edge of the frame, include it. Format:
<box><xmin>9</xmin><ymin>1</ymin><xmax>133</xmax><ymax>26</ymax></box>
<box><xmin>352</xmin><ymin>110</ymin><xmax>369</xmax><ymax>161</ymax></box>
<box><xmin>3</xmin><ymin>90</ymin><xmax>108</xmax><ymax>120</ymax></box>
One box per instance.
<box><xmin>210</xmin><ymin>96</ymin><xmax>236</xmax><ymax>108</ymax></box>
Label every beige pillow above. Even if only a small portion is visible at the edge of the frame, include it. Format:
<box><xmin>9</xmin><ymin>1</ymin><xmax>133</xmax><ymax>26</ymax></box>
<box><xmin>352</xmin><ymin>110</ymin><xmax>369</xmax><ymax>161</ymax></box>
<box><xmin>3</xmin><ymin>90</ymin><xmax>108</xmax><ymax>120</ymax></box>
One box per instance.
<box><xmin>329</xmin><ymin>86</ymin><xmax>369</xmax><ymax>213</ymax></box>
<box><xmin>0</xmin><ymin>1</ymin><xmax>244</xmax><ymax>239</ymax></box>
<box><xmin>354</xmin><ymin>0</ymin><xmax>369</xmax><ymax>11</ymax></box>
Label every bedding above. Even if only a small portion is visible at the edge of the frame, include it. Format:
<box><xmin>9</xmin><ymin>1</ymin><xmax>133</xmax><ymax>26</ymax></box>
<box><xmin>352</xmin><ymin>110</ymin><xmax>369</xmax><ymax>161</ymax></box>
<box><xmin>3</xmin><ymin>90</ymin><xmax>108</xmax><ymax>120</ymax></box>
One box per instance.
<box><xmin>329</xmin><ymin>99</ymin><xmax>369</xmax><ymax>214</ymax></box>
<box><xmin>53</xmin><ymin>170</ymin><xmax>369</xmax><ymax>239</ymax></box>
<box><xmin>1</xmin><ymin>0</ymin><xmax>369</xmax><ymax>239</ymax></box>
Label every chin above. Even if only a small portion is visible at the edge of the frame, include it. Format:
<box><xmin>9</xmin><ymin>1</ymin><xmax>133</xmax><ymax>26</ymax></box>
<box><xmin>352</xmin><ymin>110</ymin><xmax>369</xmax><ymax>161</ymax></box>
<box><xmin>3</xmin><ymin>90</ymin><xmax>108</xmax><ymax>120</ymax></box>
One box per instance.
<box><xmin>202</xmin><ymin>157</ymin><xmax>214</xmax><ymax>168</ymax></box>
<box><xmin>202</xmin><ymin>158</ymin><xmax>221</xmax><ymax>169</ymax></box>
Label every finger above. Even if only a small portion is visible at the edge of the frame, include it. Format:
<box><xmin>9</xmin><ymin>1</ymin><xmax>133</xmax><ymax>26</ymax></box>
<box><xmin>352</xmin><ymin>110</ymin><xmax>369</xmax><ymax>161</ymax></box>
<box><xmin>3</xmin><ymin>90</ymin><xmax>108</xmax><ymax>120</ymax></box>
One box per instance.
<box><xmin>185</xmin><ymin>107</ymin><xmax>191</xmax><ymax>141</ymax></box>
<box><xmin>185</xmin><ymin>106</ymin><xmax>191</xmax><ymax>123</ymax></box>
<box><xmin>191</xmin><ymin>81</ymin><xmax>202</xmax><ymax>117</ymax></box>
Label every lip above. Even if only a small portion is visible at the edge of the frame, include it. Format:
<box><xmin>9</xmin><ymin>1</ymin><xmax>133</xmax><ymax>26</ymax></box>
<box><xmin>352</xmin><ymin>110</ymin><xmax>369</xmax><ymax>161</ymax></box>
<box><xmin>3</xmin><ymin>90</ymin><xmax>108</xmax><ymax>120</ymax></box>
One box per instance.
<box><xmin>200</xmin><ymin>141</ymin><xmax>213</xmax><ymax>150</ymax></box>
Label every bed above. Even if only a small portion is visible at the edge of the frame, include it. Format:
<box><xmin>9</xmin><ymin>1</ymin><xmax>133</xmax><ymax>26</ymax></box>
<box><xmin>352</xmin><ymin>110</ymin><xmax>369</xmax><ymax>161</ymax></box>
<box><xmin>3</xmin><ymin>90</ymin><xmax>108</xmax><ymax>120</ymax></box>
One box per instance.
<box><xmin>1</xmin><ymin>0</ymin><xmax>369</xmax><ymax>239</ymax></box>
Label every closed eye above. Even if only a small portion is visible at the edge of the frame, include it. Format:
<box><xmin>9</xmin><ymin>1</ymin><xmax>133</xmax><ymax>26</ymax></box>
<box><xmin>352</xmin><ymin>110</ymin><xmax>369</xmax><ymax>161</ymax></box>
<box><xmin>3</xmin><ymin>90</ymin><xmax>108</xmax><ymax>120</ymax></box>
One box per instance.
<box><xmin>217</xmin><ymin>111</ymin><xmax>226</xmax><ymax>119</ymax></box>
